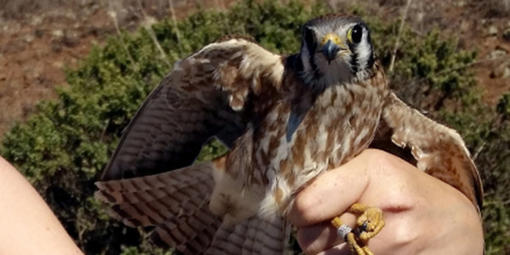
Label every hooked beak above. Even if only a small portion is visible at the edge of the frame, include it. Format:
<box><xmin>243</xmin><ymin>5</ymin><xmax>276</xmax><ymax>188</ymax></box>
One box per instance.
<box><xmin>320</xmin><ymin>34</ymin><xmax>348</xmax><ymax>63</ymax></box>
<box><xmin>321</xmin><ymin>40</ymin><xmax>340</xmax><ymax>63</ymax></box>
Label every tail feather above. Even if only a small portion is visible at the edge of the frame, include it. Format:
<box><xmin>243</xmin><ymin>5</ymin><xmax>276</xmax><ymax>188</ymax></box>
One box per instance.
<box><xmin>95</xmin><ymin>161</ymin><xmax>222</xmax><ymax>253</ymax></box>
<box><xmin>95</xmin><ymin>158</ymin><xmax>290</xmax><ymax>254</ymax></box>
<box><xmin>205</xmin><ymin>215</ymin><xmax>290</xmax><ymax>255</ymax></box>
<box><xmin>153</xmin><ymin>203</ymin><xmax>222</xmax><ymax>254</ymax></box>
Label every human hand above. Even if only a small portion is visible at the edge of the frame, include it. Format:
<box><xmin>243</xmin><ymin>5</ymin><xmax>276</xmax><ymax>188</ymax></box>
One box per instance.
<box><xmin>288</xmin><ymin>149</ymin><xmax>483</xmax><ymax>255</ymax></box>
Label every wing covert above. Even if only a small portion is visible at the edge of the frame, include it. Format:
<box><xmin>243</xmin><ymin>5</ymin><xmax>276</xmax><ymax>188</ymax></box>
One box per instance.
<box><xmin>101</xmin><ymin>38</ymin><xmax>285</xmax><ymax>181</ymax></box>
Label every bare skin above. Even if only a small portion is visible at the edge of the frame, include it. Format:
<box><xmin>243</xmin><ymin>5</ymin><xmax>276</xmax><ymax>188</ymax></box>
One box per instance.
<box><xmin>288</xmin><ymin>149</ymin><xmax>484</xmax><ymax>255</ymax></box>
<box><xmin>0</xmin><ymin>156</ymin><xmax>83</xmax><ymax>255</ymax></box>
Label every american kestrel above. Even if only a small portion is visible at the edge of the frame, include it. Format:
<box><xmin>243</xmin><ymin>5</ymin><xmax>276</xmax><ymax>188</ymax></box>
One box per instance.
<box><xmin>95</xmin><ymin>15</ymin><xmax>482</xmax><ymax>255</ymax></box>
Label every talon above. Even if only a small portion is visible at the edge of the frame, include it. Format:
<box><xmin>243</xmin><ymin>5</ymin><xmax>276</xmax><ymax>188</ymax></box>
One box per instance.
<box><xmin>356</xmin><ymin>206</ymin><xmax>384</xmax><ymax>243</ymax></box>
<box><xmin>360</xmin><ymin>220</ymin><xmax>368</xmax><ymax>232</ymax></box>
<box><xmin>362</xmin><ymin>246</ymin><xmax>375</xmax><ymax>255</ymax></box>
<box><xmin>347</xmin><ymin>232</ymin><xmax>366</xmax><ymax>255</ymax></box>
<box><xmin>330</xmin><ymin>204</ymin><xmax>384</xmax><ymax>254</ymax></box>
<box><xmin>340</xmin><ymin>203</ymin><xmax>385</xmax><ymax>254</ymax></box>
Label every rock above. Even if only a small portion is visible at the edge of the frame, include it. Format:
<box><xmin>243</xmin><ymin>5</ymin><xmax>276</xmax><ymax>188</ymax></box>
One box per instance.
<box><xmin>503</xmin><ymin>28</ymin><xmax>510</xmax><ymax>42</ymax></box>
<box><xmin>491</xmin><ymin>61</ymin><xmax>510</xmax><ymax>79</ymax></box>
<box><xmin>51</xmin><ymin>29</ymin><xmax>64</xmax><ymax>38</ymax></box>
<box><xmin>460</xmin><ymin>20</ymin><xmax>470</xmax><ymax>32</ymax></box>
<box><xmin>455</xmin><ymin>0</ymin><xmax>466</xmax><ymax>7</ymax></box>
<box><xmin>488</xmin><ymin>25</ymin><xmax>499</xmax><ymax>36</ymax></box>
<box><xmin>3</xmin><ymin>22</ymin><xmax>21</xmax><ymax>33</ymax></box>
<box><xmin>52</xmin><ymin>61</ymin><xmax>64</xmax><ymax>69</ymax></box>
<box><xmin>504</xmin><ymin>67</ymin><xmax>510</xmax><ymax>78</ymax></box>
<box><xmin>23</xmin><ymin>34</ymin><xmax>35</xmax><ymax>43</ymax></box>
<box><xmin>488</xmin><ymin>49</ymin><xmax>507</xmax><ymax>60</ymax></box>
<box><xmin>30</xmin><ymin>16</ymin><xmax>43</xmax><ymax>26</ymax></box>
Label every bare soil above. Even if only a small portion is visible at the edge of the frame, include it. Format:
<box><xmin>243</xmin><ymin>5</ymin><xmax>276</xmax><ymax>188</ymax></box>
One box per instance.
<box><xmin>0</xmin><ymin>0</ymin><xmax>509</xmax><ymax>140</ymax></box>
<box><xmin>0</xmin><ymin>0</ymin><xmax>236</xmax><ymax>139</ymax></box>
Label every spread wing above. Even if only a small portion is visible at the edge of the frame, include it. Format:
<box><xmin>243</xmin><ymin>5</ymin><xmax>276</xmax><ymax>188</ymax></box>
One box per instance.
<box><xmin>100</xmin><ymin>37</ymin><xmax>285</xmax><ymax>181</ymax></box>
<box><xmin>373</xmin><ymin>92</ymin><xmax>483</xmax><ymax>209</ymax></box>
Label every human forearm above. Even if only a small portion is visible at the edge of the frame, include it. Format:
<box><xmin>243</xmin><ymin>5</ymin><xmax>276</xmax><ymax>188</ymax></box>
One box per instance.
<box><xmin>0</xmin><ymin>157</ymin><xmax>83</xmax><ymax>255</ymax></box>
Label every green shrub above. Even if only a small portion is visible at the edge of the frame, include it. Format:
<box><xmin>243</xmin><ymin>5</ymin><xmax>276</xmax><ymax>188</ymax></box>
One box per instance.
<box><xmin>1</xmin><ymin>0</ymin><xmax>508</xmax><ymax>254</ymax></box>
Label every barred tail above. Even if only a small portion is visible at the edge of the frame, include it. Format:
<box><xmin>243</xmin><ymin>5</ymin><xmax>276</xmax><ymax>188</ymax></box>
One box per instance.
<box><xmin>95</xmin><ymin>156</ymin><xmax>291</xmax><ymax>254</ymax></box>
<box><xmin>95</xmin><ymin>160</ymin><xmax>222</xmax><ymax>254</ymax></box>
<box><xmin>206</xmin><ymin>215</ymin><xmax>291</xmax><ymax>255</ymax></box>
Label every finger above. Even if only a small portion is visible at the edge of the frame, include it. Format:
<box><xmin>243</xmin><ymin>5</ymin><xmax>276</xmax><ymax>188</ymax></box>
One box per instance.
<box><xmin>288</xmin><ymin>150</ymin><xmax>377</xmax><ymax>227</ymax></box>
<box><xmin>297</xmin><ymin>213</ymin><xmax>356</xmax><ymax>255</ymax></box>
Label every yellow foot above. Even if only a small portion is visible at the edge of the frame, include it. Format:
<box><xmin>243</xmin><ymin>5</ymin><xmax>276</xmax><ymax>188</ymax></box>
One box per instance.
<box><xmin>330</xmin><ymin>203</ymin><xmax>384</xmax><ymax>255</ymax></box>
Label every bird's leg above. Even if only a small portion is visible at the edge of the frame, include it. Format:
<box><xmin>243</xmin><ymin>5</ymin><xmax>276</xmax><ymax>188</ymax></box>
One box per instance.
<box><xmin>331</xmin><ymin>203</ymin><xmax>384</xmax><ymax>255</ymax></box>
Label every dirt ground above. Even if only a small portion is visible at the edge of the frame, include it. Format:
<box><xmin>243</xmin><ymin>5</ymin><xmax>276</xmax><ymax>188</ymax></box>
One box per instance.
<box><xmin>0</xmin><ymin>0</ymin><xmax>509</xmax><ymax>140</ymax></box>
<box><xmin>0</xmin><ymin>0</ymin><xmax>236</xmax><ymax>138</ymax></box>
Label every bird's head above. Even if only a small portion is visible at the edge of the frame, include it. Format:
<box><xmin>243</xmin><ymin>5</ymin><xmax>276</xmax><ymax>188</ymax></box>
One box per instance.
<box><xmin>298</xmin><ymin>15</ymin><xmax>375</xmax><ymax>90</ymax></box>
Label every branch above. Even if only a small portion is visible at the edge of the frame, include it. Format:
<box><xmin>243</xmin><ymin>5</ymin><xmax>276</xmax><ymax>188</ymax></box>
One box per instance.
<box><xmin>388</xmin><ymin>0</ymin><xmax>413</xmax><ymax>74</ymax></box>
<box><xmin>137</xmin><ymin>0</ymin><xmax>171</xmax><ymax>67</ymax></box>
<box><xmin>106</xmin><ymin>7</ymin><xmax>137</xmax><ymax>70</ymax></box>
<box><xmin>168</xmin><ymin>0</ymin><xmax>184</xmax><ymax>53</ymax></box>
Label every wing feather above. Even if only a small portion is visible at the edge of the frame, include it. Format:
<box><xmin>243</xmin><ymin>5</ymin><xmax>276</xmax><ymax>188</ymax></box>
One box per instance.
<box><xmin>376</xmin><ymin>92</ymin><xmax>483</xmax><ymax>209</ymax></box>
<box><xmin>101</xmin><ymin>38</ymin><xmax>284</xmax><ymax>180</ymax></box>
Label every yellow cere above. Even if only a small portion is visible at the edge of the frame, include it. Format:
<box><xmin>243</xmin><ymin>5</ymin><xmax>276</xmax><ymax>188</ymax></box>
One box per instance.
<box><xmin>321</xmin><ymin>33</ymin><xmax>344</xmax><ymax>47</ymax></box>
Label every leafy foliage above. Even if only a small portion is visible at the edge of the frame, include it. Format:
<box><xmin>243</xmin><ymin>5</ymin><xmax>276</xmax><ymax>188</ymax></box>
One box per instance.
<box><xmin>0</xmin><ymin>0</ymin><xmax>508</xmax><ymax>254</ymax></box>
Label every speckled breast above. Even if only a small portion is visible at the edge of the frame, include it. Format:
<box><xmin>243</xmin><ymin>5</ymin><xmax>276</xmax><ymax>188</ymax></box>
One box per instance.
<box><xmin>253</xmin><ymin>68</ymin><xmax>389</xmax><ymax>215</ymax></box>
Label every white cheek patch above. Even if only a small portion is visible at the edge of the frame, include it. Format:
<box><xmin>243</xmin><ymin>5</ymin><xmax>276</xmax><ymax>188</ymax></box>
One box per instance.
<box><xmin>354</xmin><ymin>29</ymin><xmax>372</xmax><ymax>71</ymax></box>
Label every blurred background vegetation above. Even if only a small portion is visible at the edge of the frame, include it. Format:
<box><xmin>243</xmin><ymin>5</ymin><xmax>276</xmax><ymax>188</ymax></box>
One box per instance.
<box><xmin>0</xmin><ymin>0</ymin><xmax>509</xmax><ymax>254</ymax></box>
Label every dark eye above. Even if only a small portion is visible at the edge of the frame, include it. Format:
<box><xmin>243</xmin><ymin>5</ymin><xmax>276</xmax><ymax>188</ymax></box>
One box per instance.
<box><xmin>350</xmin><ymin>24</ymin><xmax>363</xmax><ymax>44</ymax></box>
<box><xmin>303</xmin><ymin>26</ymin><xmax>316</xmax><ymax>51</ymax></box>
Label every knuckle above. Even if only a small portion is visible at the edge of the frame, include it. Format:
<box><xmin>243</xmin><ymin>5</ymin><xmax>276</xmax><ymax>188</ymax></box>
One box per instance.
<box><xmin>360</xmin><ymin>149</ymin><xmax>399</xmax><ymax>172</ymax></box>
